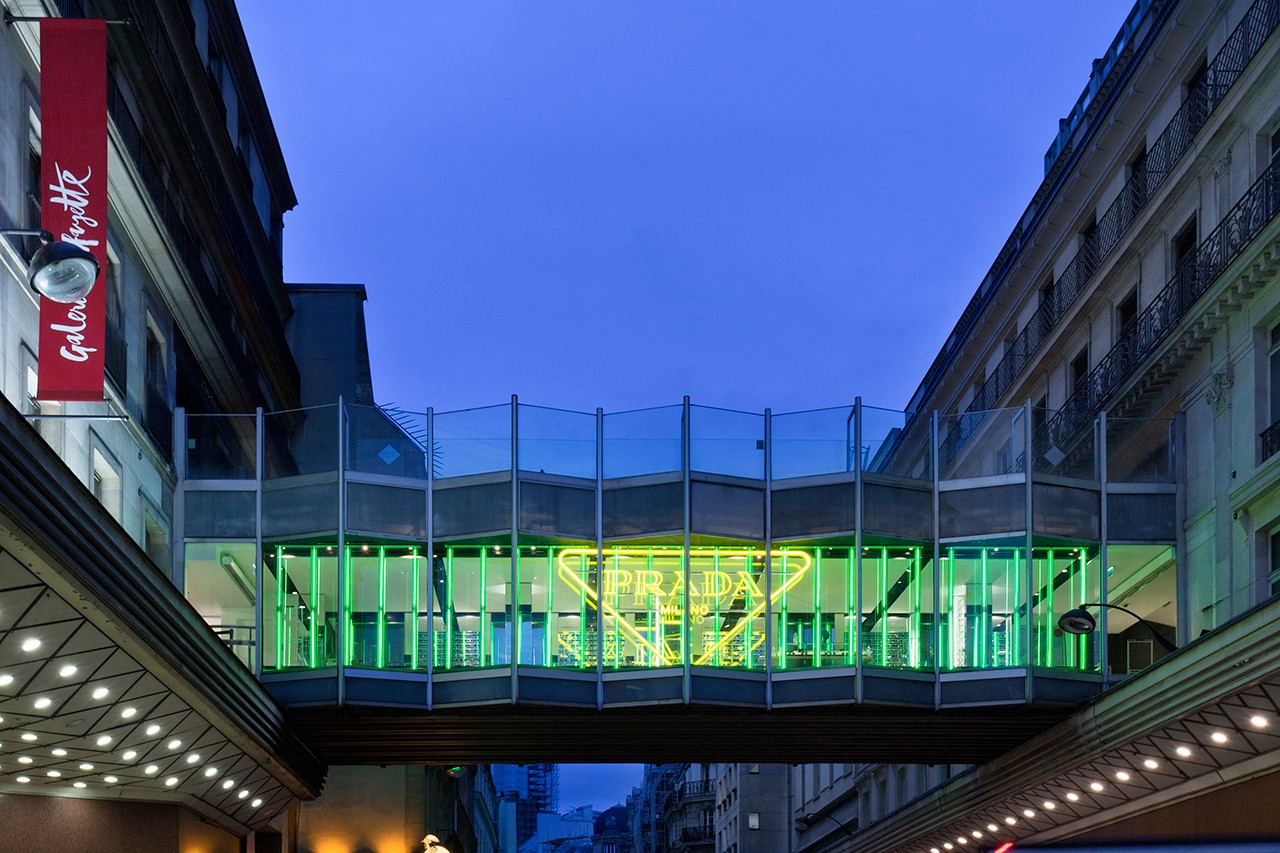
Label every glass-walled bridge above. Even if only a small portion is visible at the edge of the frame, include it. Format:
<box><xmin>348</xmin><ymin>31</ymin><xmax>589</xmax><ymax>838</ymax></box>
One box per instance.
<box><xmin>175</xmin><ymin>398</ymin><xmax>1178</xmax><ymax>763</ymax></box>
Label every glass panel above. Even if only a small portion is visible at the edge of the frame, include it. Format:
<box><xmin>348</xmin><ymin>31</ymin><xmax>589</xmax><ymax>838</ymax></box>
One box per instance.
<box><xmin>1107</xmin><ymin>417</ymin><xmax>1174</xmax><ymax>483</ymax></box>
<box><xmin>518</xmin><ymin>405</ymin><xmax>596</xmax><ymax>479</ymax></box>
<box><xmin>433</xmin><ymin>546</ymin><xmax>512</xmax><ymax>669</ymax></box>
<box><xmin>1032</xmin><ymin>407</ymin><xmax>1097</xmax><ymax>479</ymax></box>
<box><xmin>262</xmin><ymin>543</ymin><xmax>339</xmax><ymax>670</ymax></box>
<box><xmin>597</xmin><ymin>546</ymin><xmax>684</xmax><ymax>669</ymax></box>
<box><xmin>775</xmin><ymin>547</ymin><xmax>853</xmax><ymax>670</ymax></box>
<box><xmin>939</xmin><ymin>542</ymin><xmax>1028</xmax><ymax>670</ymax></box>
<box><xmin>185</xmin><ymin>414</ymin><xmax>256</xmax><ymax>479</ymax></box>
<box><xmin>688</xmin><ymin>547</ymin><xmax>767</xmax><ymax>669</ymax></box>
<box><xmin>1105</xmin><ymin>544</ymin><xmax>1176</xmax><ymax>675</ymax></box>
<box><xmin>859</xmin><ymin>545</ymin><xmax>934</xmax><ymax>670</ymax></box>
<box><xmin>345</xmin><ymin>544</ymin><xmax>426</xmax><ymax>670</ymax></box>
<box><xmin>938</xmin><ymin>408</ymin><xmax>1025</xmax><ymax>480</ymax></box>
<box><xmin>771</xmin><ymin>407</ymin><xmax>854</xmax><ymax>480</ymax></box>
<box><xmin>862</xmin><ymin>406</ymin><xmax>925</xmax><ymax>479</ymax></box>
<box><xmin>346</xmin><ymin>404</ymin><xmax>430</xmax><ymax>480</ymax></box>
<box><xmin>1031</xmin><ymin>545</ymin><xmax>1100</xmax><ymax>671</ymax></box>
<box><xmin>690</xmin><ymin>406</ymin><xmax>763</xmax><ymax>479</ymax></box>
<box><xmin>603</xmin><ymin>406</ymin><xmax>682</xmax><ymax>479</ymax></box>
<box><xmin>434</xmin><ymin>405</ymin><xmax>511</xmax><ymax>479</ymax></box>
<box><xmin>183</xmin><ymin>541</ymin><xmax>256</xmax><ymax>670</ymax></box>
<box><xmin>264</xmin><ymin>405</ymin><xmax>338</xmax><ymax>479</ymax></box>
<box><xmin>519</xmin><ymin>545</ymin><xmax>599</xmax><ymax>668</ymax></box>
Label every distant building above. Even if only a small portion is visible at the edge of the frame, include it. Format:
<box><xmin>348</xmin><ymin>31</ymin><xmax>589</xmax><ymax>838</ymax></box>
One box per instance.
<box><xmin>713</xmin><ymin>763</ymin><xmax>789</xmax><ymax>853</ymax></box>
<box><xmin>496</xmin><ymin>764</ymin><xmax>561</xmax><ymax>851</ymax></box>
<box><xmin>594</xmin><ymin>804</ymin><xmax>634</xmax><ymax>853</ymax></box>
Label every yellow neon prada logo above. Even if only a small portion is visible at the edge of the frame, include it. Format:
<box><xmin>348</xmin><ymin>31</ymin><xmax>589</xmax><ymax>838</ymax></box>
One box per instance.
<box><xmin>556</xmin><ymin>548</ymin><xmax>811</xmax><ymax>666</ymax></box>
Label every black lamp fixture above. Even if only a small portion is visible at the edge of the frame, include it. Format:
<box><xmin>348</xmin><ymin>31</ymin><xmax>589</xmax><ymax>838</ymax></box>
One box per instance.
<box><xmin>0</xmin><ymin>228</ymin><xmax>100</xmax><ymax>303</ymax></box>
<box><xmin>1057</xmin><ymin>602</ymin><xmax>1177</xmax><ymax>653</ymax></box>
<box><xmin>794</xmin><ymin>811</ymin><xmax>858</xmax><ymax>836</ymax></box>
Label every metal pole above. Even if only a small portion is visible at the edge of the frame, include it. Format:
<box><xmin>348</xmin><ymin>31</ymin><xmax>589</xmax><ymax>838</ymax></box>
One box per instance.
<box><xmin>596</xmin><ymin>407</ymin><xmax>605</xmax><ymax>708</ymax></box>
<box><xmin>682</xmin><ymin>395</ymin><xmax>692</xmax><ymax>702</ymax></box>
<box><xmin>854</xmin><ymin>398</ymin><xmax>863</xmax><ymax>703</ymax></box>
<box><xmin>764</xmin><ymin>408</ymin><xmax>773</xmax><ymax>709</ymax></box>
<box><xmin>511</xmin><ymin>395</ymin><xmax>520</xmax><ymax>703</ymax></box>
<box><xmin>426</xmin><ymin>407</ymin><xmax>435</xmax><ymax>710</ymax></box>
<box><xmin>336</xmin><ymin>397</ymin><xmax>346</xmax><ymax>705</ymax></box>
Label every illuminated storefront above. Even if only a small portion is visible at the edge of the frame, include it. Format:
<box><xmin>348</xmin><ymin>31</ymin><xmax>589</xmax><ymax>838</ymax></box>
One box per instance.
<box><xmin>179</xmin><ymin>399</ymin><xmax>1179</xmax><ymax>707</ymax></box>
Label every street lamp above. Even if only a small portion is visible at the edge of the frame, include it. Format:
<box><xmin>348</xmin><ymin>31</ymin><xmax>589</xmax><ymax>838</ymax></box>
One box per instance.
<box><xmin>0</xmin><ymin>228</ymin><xmax>100</xmax><ymax>303</ymax></box>
<box><xmin>794</xmin><ymin>811</ymin><xmax>858</xmax><ymax>836</ymax></box>
<box><xmin>1057</xmin><ymin>603</ymin><xmax>1177</xmax><ymax>653</ymax></box>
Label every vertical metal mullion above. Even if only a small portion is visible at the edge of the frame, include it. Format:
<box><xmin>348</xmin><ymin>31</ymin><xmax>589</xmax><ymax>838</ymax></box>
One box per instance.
<box><xmin>426</xmin><ymin>408</ymin><xmax>434</xmax><ymax>710</ymax></box>
<box><xmin>337</xmin><ymin>396</ymin><xmax>346</xmax><ymax>705</ymax></box>
<box><xmin>854</xmin><ymin>398</ymin><xmax>864</xmax><ymax>702</ymax></box>
<box><xmin>1098</xmin><ymin>410</ymin><xmax>1109</xmax><ymax>684</ymax></box>
<box><xmin>764</xmin><ymin>408</ymin><xmax>773</xmax><ymax>708</ymax></box>
<box><xmin>254</xmin><ymin>407</ymin><xmax>264</xmax><ymax>677</ymax></box>
<box><xmin>511</xmin><ymin>395</ymin><xmax>519</xmax><ymax>703</ymax></box>
<box><xmin>1024</xmin><ymin>398</ymin><xmax>1035</xmax><ymax>701</ymax></box>
<box><xmin>931</xmin><ymin>411</ymin><xmax>942</xmax><ymax>709</ymax></box>
<box><xmin>596</xmin><ymin>407</ymin><xmax>604</xmax><ymax>708</ymax></box>
<box><xmin>682</xmin><ymin>395</ymin><xmax>691</xmax><ymax>702</ymax></box>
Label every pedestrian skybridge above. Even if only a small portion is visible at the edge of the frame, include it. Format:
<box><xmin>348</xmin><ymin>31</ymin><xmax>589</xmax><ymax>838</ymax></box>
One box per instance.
<box><xmin>175</xmin><ymin>398</ymin><xmax>1179</xmax><ymax>762</ymax></box>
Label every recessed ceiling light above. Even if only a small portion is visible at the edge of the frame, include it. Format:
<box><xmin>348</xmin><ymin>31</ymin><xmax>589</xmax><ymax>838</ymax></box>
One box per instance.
<box><xmin>46</xmin><ymin>770</ymin><xmax>61</xmax><ymax>778</ymax></box>
<box><xmin>186</xmin><ymin>754</ymin><xmax>200</xmax><ymax>764</ymax></box>
<box><xmin>971</xmin><ymin>830</ymin><xmax>983</xmax><ymax>838</ymax></box>
<box><xmin>237</xmin><ymin>789</ymin><xmax>249</xmax><ymax>799</ymax></box>
<box><xmin>21</xmin><ymin>638</ymin><xmax>41</xmax><ymax>652</ymax></box>
<box><xmin>144</xmin><ymin>765</ymin><xmax>159</xmax><ymax>775</ymax></box>
<box><xmin>145</xmin><ymin>725</ymin><xmax>161</xmax><ymax>737</ymax></box>
<box><xmin>51</xmin><ymin>748</ymin><xmax>67</xmax><ymax>757</ymax></box>
<box><xmin>103</xmin><ymin>775</ymin><xmax>118</xmax><ymax>783</ymax></box>
<box><xmin>1250</xmin><ymin>715</ymin><xmax>1268</xmax><ymax>728</ymax></box>
<box><xmin>59</xmin><ymin>664</ymin><xmax>77</xmax><ymax>678</ymax></box>
<box><xmin>943</xmin><ymin>845</ymin><xmax>953</xmax><ymax>851</ymax></box>
<box><xmin>1175</xmin><ymin>746</ymin><xmax>1192</xmax><ymax>758</ymax></box>
<box><xmin>122</xmin><ymin>750</ymin><xmax>137</xmax><ymax>762</ymax></box>
<box><xmin>73</xmin><ymin>781</ymin><xmax>87</xmax><ymax>789</ymax></box>
<box><xmin>121</xmin><ymin>707</ymin><xmax>137</xmax><ymax>719</ymax></box>
<box><xmin>251</xmin><ymin>798</ymin><xmax>262</xmax><ymax>808</ymax></box>
<box><xmin>79</xmin><ymin>763</ymin><xmax>93</xmax><ymax>771</ymax></box>
<box><xmin>222</xmin><ymin>779</ymin><xmax>235</xmax><ymax>790</ymax></box>
<box><xmin>1089</xmin><ymin>782</ymin><xmax>1104</xmax><ymax>792</ymax></box>
<box><xmin>1065</xmin><ymin>792</ymin><xmax>1080</xmax><ymax>802</ymax></box>
<box><xmin>204</xmin><ymin>767</ymin><xmax>218</xmax><ymax>777</ymax></box>
<box><xmin>18</xmin><ymin>757</ymin><xmax>33</xmax><ymax>764</ymax></box>
<box><xmin>1004</xmin><ymin>817</ymin><xmax>1016</xmax><ymax>825</ymax></box>
<box><xmin>1211</xmin><ymin>731</ymin><xmax>1229</xmax><ymax>744</ymax></box>
<box><xmin>0</xmin><ymin>674</ymin><xmax>13</xmax><ymax>687</ymax></box>
<box><xmin>91</xmin><ymin>687</ymin><xmax>109</xmax><ymax>700</ymax></box>
<box><xmin>166</xmin><ymin>739</ymin><xmax>182</xmax><ymax>750</ymax></box>
<box><xmin>956</xmin><ymin>837</ymin><xmax>968</xmax><ymax>845</ymax></box>
<box><xmin>1143</xmin><ymin>758</ymin><xmax>1159</xmax><ymax>769</ymax></box>
<box><xmin>931</xmin><ymin>848</ymin><xmax>941</xmax><ymax>853</ymax></box>
<box><xmin>95</xmin><ymin>735</ymin><xmax>112</xmax><ymax>747</ymax></box>
<box><xmin>1022</xmin><ymin>809</ymin><xmax>1035</xmax><ymax>818</ymax></box>
<box><xmin>1115</xmin><ymin>771</ymin><xmax>1130</xmax><ymax>782</ymax></box>
<box><xmin>21</xmin><ymin>733</ymin><xmax>37</xmax><ymax>742</ymax></box>
<box><xmin>1043</xmin><ymin>801</ymin><xmax>1055</xmax><ymax>810</ymax></box>
<box><xmin>33</xmin><ymin>698</ymin><xmax>52</xmax><ymax>710</ymax></box>
<box><xmin>16</xmin><ymin>776</ymin><xmax>29</xmax><ymax>783</ymax></box>
<box><xmin>985</xmin><ymin>824</ymin><xmax>998</xmax><ymax>832</ymax></box>
<box><xmin>165</xmin><ymin>777</ymin><xmax>179</xmax><ymax>787</ymax></box>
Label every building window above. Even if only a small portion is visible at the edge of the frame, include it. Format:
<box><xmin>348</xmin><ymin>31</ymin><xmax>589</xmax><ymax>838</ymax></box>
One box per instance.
<box><xmin>1265</xmin><ymin>326</ymin><xmax>1280</xmax><ymax>463</ymax></box>
<box><xmin>21</xmin><ymin>345</ymin><xmax>63</xmax><ymax>452</ymax></box>
<box><xmin>1070</xmin><ymin>348</ymin><xmax>1090</xmax><ymax>394</ymax></box>
<box><xmin>1271</xmin><ymin>126</ymin><xmax>1280</xmax><ymax>162</ymax></box>
<box><xmin>89</xmin><ymin>438</ymin><xmax>123</xmax><ymax>523</ymax></box>
<box><xmin>142</xmin><ymin>497</ymin><xmax>171</xmax><ymax>573</ymax></box>
<box><xmin>1270</xmin><ymin>531</ymin><xmax>1280</xmax><ymax>599</ymax></box>
<box><xmin>747</xmin><ymin>764</ymin><xmax>759</xmax><ymax>774</ymax></box>
<box><xmin>746</xmin><ymin>813</ymin><xmax>758</xmax><ymax>831</ymax></box>
<box><xmin>1117</xmin><ymin>289</ymin><xmax>1139</xmax><ymax>339</ymax></box>
<box><xmin>1173</xmin><ymin>215</ymin><xmax>1198</xmax><ymax>280</ymax></box>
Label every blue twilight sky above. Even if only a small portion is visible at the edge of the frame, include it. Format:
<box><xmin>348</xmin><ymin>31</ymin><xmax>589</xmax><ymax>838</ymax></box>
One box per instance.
<box><xmin>237</xmin><ymin>1</ymin><xmax>1132</xmax><ymax>418</ymax></box>
<box><xmin>238</xmin><ymin>2</ymin><xmax>1130</xmax><ymax>810</ymax></box>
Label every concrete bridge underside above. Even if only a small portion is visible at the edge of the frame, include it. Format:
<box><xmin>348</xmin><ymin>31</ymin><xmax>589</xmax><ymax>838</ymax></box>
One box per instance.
<box><xmin>284</xmin><ymin>703</ymin><xmax>1073</xmax><ymax>765</ymax></box>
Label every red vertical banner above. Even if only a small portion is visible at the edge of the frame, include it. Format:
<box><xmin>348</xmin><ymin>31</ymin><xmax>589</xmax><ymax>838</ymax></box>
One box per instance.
<box><xmin>37</xmin><ymin>19</ymin><xmax>108</xmax><ymax>402</ymax></box>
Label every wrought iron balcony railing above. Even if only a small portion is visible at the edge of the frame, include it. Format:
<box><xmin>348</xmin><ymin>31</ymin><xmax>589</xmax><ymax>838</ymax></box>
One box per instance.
<box><xmin>678</xmin><ymin>825</ymin><xmax>713</xmax><ymax>844</ymax></box>
<box><xmin>1261</xmin><ymin>419</ymin><xmax>1280</xmax><ymax>463</ymax></box>
<box><xmin>969</xmin><ymin>0</ymin><xmax>1280</xmax><ymax>419</ymax></box>
<box><xmin>1045</xmin><ymin>152</ymin><xmax>1280</xmax><ymax>450</ymax></box>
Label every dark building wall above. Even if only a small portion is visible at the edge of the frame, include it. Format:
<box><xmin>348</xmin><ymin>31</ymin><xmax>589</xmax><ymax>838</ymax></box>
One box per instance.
<box><xmin>0</xmin><ymin>795</ymin><xmax>239</xmax><ymax>853</ymax></box>
<box><xmin>286</xmin><ymin>284</ymin><xmax>374</xmax><ymax>407</ymax></box>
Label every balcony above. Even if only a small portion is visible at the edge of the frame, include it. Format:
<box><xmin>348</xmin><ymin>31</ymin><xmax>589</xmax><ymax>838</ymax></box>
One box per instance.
<box><xmin>678</xmin><ymin>825</ymin><xmax>713</xmax><ymax>845</ymax></box>
<box><xmin>1262</xmin><ymin>419</ymin><xmax>1280</xmax><ymax>463</ymax></box>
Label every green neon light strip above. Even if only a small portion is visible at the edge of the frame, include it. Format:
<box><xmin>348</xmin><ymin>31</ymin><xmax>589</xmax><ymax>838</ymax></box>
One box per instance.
<box><xmin>377</xmin><ymin>548</ymin><xmax>387</xmax><ymax>668</ymax></box>
<box><xmin>275</xmin><ymin>546</ymin><xmax>285</xmax><ymax>668</ymax></box>
<box><xmin>812</xmin><ymin>549</ymin><xmax>822</xmax><ymax>669</ymax></box>
<box><xmin>411</xmin><ymin>547</ymin><xmax>420</xmax><ymax>671</ymax></box>
<box><xmin>846</xmin><ymin>549</ymin><xmax>855</xmax><ymax>667</ymax></box>
<box><xmin>309</xmin><ymin>546</ymin><xmax>319</xmax><ymax>668</ymax></box>
<box><xmin>479</xmin><ymin>549</ymin><xmax>487</xmax><ymax>666</ymax></box>
<box><xmin>910</xmin><ymin>547</ymin><xmax>922</xmax><ymax>669</ymax></box>
<box><xmin>445</xmin><ymin>549</ymin><xmax>454</xmax><ymax>669</ymax></box>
